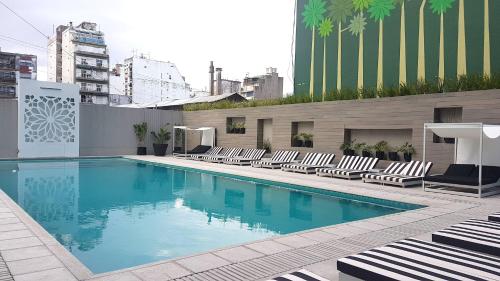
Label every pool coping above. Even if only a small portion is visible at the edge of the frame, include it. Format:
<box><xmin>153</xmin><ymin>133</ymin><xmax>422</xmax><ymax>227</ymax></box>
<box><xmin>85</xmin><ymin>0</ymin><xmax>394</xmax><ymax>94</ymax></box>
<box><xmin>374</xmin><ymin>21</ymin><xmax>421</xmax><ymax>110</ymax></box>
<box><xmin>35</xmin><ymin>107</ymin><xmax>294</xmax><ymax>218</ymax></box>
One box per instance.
<box><xmin>0</xmin><ymin>156</ymin><xmax>497</xmax><ymax>281</ymax></box>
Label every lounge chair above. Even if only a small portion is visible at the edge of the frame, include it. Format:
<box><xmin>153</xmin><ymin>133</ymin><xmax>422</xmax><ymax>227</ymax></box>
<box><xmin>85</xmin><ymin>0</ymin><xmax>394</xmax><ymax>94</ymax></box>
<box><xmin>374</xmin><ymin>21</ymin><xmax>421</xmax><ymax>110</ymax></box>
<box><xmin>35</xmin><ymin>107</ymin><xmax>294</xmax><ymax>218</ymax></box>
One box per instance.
<box><xmin>200</xmin><ymin>147</ymin><xmax>243</xmax><ymax>163</ymax></box>
<box><xmin>337</xmin><ymin>238</ymin><xmax>500</xmax><ymax>281</ymax></box>
<box><xmin>281</xmin><ymin>152</ymin><xmax>335</xmax><ymax>174</ymax></box>
<box><xmin>432</xmin><ymin>218</ymin><xmax>500</xmax><ymax>256</ymax></box>
<box><xmin>251</xmin><ymin>150</ymin><xmax>300</xmax><ymax>169</ymax></box>
<box><xmin>424</xmin><ymin>164</ymin><xmax>500</xmax><ymax>196</ymax></box>
<box><xmin>361</xmin><ymin>161</ymin><xmax>433</xmax><ymax>188</ymax></box>
<box><xmin>490</xmin><ymin>212</ymin><xmax>500</xmax><ymax>223</ymax></box>
<box><xmin>316</xmin><ymin>155</ymin><xmax>379</xmax><ymax>180</ymax></box>
<box><xmin>222</xmin><ymin>149</ymin><xmax>266</xmax><ymax>165</ymax></box>
<box><xmin>173</xmin><ymin>145</ymin><xmax>212</xmax><ymax>158</ymax></box>
<box><xmin>267</xmin><ymin>269</ymin><xmax>328</xmax><ymax>281</ymax></box>
<box><xmin>189</xmin><ymin>146</ymin><xmax>223</xmax><ymax>160</ymax></box>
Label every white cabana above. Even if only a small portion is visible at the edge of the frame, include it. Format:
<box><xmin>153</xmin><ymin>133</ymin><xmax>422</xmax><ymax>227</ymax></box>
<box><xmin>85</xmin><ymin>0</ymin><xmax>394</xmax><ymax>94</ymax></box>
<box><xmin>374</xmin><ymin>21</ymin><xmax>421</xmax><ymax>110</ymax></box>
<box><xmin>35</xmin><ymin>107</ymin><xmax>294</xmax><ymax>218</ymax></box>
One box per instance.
<box><xmin>172</xmin><ymin>126</ymin><xmax>216</xmax><ymax>155</ymax></box>
<box><xmin>423</xmin><ymin>123</ymin><xmax>500</xmax><ymax>197</ymax></box>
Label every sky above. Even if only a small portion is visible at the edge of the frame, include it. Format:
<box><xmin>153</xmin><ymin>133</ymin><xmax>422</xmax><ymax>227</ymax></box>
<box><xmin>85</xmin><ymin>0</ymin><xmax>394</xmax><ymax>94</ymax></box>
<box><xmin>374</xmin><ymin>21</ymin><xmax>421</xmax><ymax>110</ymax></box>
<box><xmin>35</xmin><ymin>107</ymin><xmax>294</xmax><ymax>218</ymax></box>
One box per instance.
<box><xmin>0</xmin><ymin>0</ymin><xmax>296</xmax><ymax>94</ymax></box>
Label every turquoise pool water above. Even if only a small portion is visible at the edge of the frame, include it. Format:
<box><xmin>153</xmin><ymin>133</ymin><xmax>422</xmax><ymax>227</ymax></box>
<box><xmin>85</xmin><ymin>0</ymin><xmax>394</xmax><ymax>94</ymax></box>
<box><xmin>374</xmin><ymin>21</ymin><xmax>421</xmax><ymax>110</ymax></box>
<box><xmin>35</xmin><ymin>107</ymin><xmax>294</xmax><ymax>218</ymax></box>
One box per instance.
<box><xmin>0</xmin><ymin>158</ymin><xmax>422</xmax><ymax>273</ymax></box>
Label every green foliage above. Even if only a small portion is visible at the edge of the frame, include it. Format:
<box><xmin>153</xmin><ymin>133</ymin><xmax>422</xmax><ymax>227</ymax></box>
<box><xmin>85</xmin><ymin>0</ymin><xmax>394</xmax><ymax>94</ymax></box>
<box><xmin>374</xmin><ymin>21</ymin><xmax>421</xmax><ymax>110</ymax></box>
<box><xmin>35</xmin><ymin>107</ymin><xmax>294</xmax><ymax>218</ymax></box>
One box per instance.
<box><xmin>300</xmin><ymin>133</ymin><xmax>314</xmax><ymax>141</ymax></box>
<box><xmin>398</xmin><ymin>142</ymin><xmax>416</xmax><ymax>155</ymax></box>
<box><xmin>133</xmin><ymin>122</ymin><xmax>148</xmax><ymax>145</ymax></box>
<box><xmin>353</xmin><ymin>142</ymin><xmax>367</xmax><ymax>153</ymax></box>
<box><xmin>340</xmin><ymin>139</ymin><xmax>356</xmax><ymax>150</ymax></box>
<box><xmin>430</xmin><ymin>0</ymin><xmax>455</xmax><ymax>14</ymax></box>
<box><xmin>368</xmin><ymin>0</ymin><xmax>395</xmax><ymax>21</ymax></box>
<box><xmin>373</xmin><ymin>140</ymin><xmax>389</xmax><ymax>152</ymax></box>
<box><xmin>183</xmin><ymin>74</ymin><xmax>500</xmax><ymax>111</ymax></box>
<box><xmin>353</xmin><ymin>0</ymin><xmax>372</xmax><ymax>11</ymax></box>
<box><xmin>151</xmin><ymin>125</ymin><xmax>171</xmax><ymax>144</ymax></box>
<box><xmin>349</xmin><ymin>13</ymin><xmax>367</xmax><ymax>36</ymax></box>
<box><xmin>319</xmin><ymin>18</ymin><xmax>334</xmax><ymax>37</ymax></box>
<box><xmin>263</xmin><ymin>139</ymin><xmax>272</xmax><ymax>152</ymax></box>
<box><xmin>329</xmin><ymin>0</ymin><xmax>354</xmax><ymax>23</ymax></box>
<box><xmin>303</xmin><ymin>0</ymin><xmax>327</xmax><ymax>29</ymax></box>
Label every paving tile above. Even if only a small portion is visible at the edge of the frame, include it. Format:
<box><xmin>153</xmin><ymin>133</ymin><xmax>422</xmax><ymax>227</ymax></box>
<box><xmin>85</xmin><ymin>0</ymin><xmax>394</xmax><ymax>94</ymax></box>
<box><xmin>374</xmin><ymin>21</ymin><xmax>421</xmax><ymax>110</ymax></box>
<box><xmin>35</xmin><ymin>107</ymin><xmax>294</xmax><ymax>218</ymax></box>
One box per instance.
<box><xmin>346</xmin><ymin>221</ymin><xmax>388</xmax><ymax>231</ymax></box>
<box><xmin>0</xmin><ymin>207</ymin><xmax>11</xmax><ymax>213</ymax></box>
<box><xmin>299</xmin><ymin>231</ymin><xmax>339</xmax><ymax>242</ymax></box>
<box><xmin>6</xmin><ymin>255</ymin><xmax>62</xmax><ymax>275</ymax></box>
<box><xmin>274</xmin><ymin>235</ymin><xmax>318</xmax><ymax>248</ymax></box>
<box><xmin>176</xmin><ymin>253</ymin><xmax>230</xmax><ymax>273</ymax></box>
<box><xmin>323</xmin><ymin>224</ymin><xmax>371</xmax><ymax>237</ymax></box>
<box><xmin>214</xmin><ymin>246</ymin><xmax>264</xmax><ymax>262</ymax></box>
<box><xmin>88</xmin><ymin>272</ymin><xmax>141</xmax><ymax>281</ymax></box>
<box><xmin>133</xmin><ymin>262</ymin><xmax>192</xmax><ymax>280</ymax></box>
<box><xmin>0</xmin><ymin>212</ymin><xmax>15</xmax><ymax>219</ymax></box>
<box><xmin>2</xmin><ymin>245</ymin><xmax>52</xmax><ymax>262</ymax></box>
<box><xmin>0</xmin><ymin>230</ymin><xmax>33</xmax><ymax>241</ymax></box>
<box><xmin>0</xmin><ymin>218</ymin><xmax>20</xmax><ymax>225</ymax></box>
<box><xmin>305</xmin><ymin>259</ymin><xmax>340</xmax><ymax>281</ymax></box>
<box><xmin>0</xmin><ymin>237</ymin><xmax>42</xmax><ymax>250</ymax></box>
<box><xmin>0</xmin><ymin>223</ymin><xmax>27</xmax><ymax>232</ymax></box>
<box><xmin>246</xmin><ymin>240</ymin><xmax>292</xmax><ymax>255</ymax></box>
<box><xmin>13</xmin><ymin>267</ymin><xmax>77</xmax><ymax>281</ymax></box>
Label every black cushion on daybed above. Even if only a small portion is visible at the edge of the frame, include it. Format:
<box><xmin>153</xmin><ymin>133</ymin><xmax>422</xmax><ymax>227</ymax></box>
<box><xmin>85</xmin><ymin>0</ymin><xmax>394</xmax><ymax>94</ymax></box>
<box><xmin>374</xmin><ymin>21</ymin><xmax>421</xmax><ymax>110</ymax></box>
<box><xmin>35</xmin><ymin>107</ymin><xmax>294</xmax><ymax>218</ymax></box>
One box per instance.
<box><xmin>443</xmin><ymin>164</ymin><xmax>476</xmax><ymax>176</ymax></box>
<box><xmin>187</xmin><ymin>145</ymin><xmax>211</xmax><ymax>154</ymax></box>
<box><xmin>425</xmin><ymin>165</ymin><xmax>500</xmax><ymax>186</ymax></box>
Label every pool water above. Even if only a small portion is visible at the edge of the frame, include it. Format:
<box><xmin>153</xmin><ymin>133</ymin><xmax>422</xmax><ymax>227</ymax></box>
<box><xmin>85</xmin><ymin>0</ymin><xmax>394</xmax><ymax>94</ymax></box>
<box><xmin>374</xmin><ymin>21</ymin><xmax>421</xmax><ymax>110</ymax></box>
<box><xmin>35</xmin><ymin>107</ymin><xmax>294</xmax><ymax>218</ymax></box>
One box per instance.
<box><xmin>0</xmin><ymin>158</ymin><xmax>421</xmax><ymax>273</ymax></box>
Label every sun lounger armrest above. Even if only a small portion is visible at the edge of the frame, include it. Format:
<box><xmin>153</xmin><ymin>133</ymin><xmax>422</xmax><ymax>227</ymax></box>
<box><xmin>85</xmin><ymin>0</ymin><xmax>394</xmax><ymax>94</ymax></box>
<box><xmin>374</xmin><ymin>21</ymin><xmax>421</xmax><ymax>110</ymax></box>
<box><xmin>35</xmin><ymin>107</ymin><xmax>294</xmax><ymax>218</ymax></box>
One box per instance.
<box><xmin>368</xmin><ymin>169</ymin><xmax>383</xmax><ymax>173</ymax></box>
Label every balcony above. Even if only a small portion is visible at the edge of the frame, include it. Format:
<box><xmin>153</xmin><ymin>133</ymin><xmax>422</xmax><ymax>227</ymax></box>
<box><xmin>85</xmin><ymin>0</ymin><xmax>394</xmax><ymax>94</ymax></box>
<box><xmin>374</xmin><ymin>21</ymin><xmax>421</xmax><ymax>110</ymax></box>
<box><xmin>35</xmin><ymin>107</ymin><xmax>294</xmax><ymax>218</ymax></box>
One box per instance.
<box><xmin>74</xmin><ymin>50</ymin><xmax>109</xmax><ymax>59</ymax></box>
<box><xmin>76</xmin><ymin>63</ymin><xmax>108</xmax><ymax>71</ymax></box>
<box><xmin>80</xmin><ymin>87</ymin><xmax>109</xmax><ymax>96</ymax></box>
<box><xmin>75</xmin><ymin>75</ymin><xmax>108</xmax><ymax>83</ymax></box>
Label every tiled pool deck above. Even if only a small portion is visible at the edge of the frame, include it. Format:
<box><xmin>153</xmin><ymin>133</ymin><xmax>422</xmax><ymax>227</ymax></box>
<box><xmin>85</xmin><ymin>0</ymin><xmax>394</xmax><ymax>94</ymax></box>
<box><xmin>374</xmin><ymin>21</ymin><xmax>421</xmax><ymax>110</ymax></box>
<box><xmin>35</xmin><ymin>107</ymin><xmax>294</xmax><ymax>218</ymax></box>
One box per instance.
<box><xmin>0</xmin><ymin>156</ymin><xmax>499</xmax><ymax>281</ymax></box>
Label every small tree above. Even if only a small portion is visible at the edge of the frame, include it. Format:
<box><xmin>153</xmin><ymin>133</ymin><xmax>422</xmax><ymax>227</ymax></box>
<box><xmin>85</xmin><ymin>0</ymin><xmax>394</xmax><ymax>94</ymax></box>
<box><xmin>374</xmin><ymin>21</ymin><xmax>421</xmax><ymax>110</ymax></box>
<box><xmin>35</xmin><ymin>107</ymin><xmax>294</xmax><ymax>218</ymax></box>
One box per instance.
<box><xmin>151</xmin><ymin>125</ymin><xmax>172</xmax><ymax>144</ymax></box>
<box><xmin>133</xmin><ymin>122</ymin><xmax>148</xmax><ymax>146</ymax></box>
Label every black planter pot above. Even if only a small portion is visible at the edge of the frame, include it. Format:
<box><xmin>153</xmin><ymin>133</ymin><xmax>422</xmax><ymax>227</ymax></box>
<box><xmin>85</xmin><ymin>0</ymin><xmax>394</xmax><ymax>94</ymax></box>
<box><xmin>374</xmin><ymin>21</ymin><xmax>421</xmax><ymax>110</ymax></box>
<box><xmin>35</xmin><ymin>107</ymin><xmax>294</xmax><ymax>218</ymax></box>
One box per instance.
<box><xmin>137</xmin><ymin>147</ymin><xmax>147</xmax><ymax>155</ymax></box>
<box><xmin>388</xmin><ymin>152</ymin><xmax>400</xmax><ymax>161</ymax></box>
<box><xmin>362</xmin><ymin>150</ymin><xmax>372</xmax><ymax>157</ymax></box>
<box><xmin>403</xmin><ymin>153</ymin><xmax>412</xmax><ymax>162</ymax></box>
<box><xmin>343</xmin><ymin>149</ymin><xmax>355</xmax><ymax>156</ymax></box>
<box><xmin>240</xmin><ymin>128</ymin><xmax>246</xmax><ymax>134</ymax></box>
<box><xmin>444</xmin><ymin>138</ymin><xmax>455</xmax><ymax>144</ymax></box>
<box><xmin>153</xmin><ymin>143</ymin><xmax>168</xmax><ymax>156</ymax></box>
<box><xmin>375</xmin><ymin>151</ymin><xmax>386</xmax><ymax>160</ymax></box>
<box><xmin>304</xmin><ymin>140</ymin><xmax>313</xmax><ymax>148</ymax></box>
<box><xmin>293</xmin><ymin>140</ymin><xmax>304</xmax><ymax>147</ymax></box>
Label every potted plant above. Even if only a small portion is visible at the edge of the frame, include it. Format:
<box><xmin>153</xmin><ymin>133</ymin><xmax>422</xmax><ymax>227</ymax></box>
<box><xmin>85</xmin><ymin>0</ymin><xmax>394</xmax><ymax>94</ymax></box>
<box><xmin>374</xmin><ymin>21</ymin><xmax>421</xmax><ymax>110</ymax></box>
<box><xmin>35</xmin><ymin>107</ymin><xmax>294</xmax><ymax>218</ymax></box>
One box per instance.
<box><xmin>263</xmin><ymin>139</ymin><xmax>272</xmax><ymax>153</ymax></box>
<box><xmin>150</xmin><ymin>125</ymin><xmax>171</xmax><ymax>156</ymax></box>
<box><xmin>239</xmin><ymin>122</ymin><xmax>246</xmax><ymax>134</ymax></box>
<box><xmin>302</xmin><ymin>133</ymin><xmax>314</xmax><ymax>148</ymax></box>
<box><xmin>353</xmin><ymin>142</ymin><xmax>367</xmax><ymax>156</ymax></box>
<box><xmin>340</xmin><ymin>139</ymin><xmax>356</xmax><ymax>156</ymax></box>
<box><xmin>133</xmin><ymin>122</ymin><xmax>148</xmax><ymax>155</ymax></box>
<box><xmin>388</xmin><ymin>145</ymin><xmax>400</xmax><ymax>161</ymax></box>
<box><xmin>362</xmin><ymin>144</ymin><xmax>373</xmax><ymax>157</ymax></box>
<box><xmin>292</xmin><ymin>134</ymin><xmax>304</xmax><ymax>147</ymax></box>
<box><xmin>373</xmin><ymin>141</ymin><xmax>388</xmax><ymax>160</ymax></box>
<box><xmin>398</xmin><ymin>142</ymin><xmax>416</xmax><ymax>162</ymax></box>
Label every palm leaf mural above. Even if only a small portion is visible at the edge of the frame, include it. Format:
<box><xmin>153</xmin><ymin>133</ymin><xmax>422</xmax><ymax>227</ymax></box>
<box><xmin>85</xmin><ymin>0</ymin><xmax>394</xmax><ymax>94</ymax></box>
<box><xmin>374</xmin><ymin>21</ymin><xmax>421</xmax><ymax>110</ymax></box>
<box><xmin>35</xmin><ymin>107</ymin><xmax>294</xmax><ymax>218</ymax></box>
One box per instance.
<box><xmin>395</xmin><ymin>0</ymin><xmax>407</xmax><ymax>85</ymax></box>
<box><xmin>484</xmin><ymin>0</ymin><xmax>491</xmax><ymax>77</ymax></box>
<box><xmin>418</xmin><ymin>0</ymin><xmax>427</xmax><ymax>81</ymax></box>
<box><xmin>430</xmin><ymin>0</ymin><xmax>455</xmax><ymax>82</ymax></box>
<box><xmin>329</xmin><ymin>0</ymin><xmax>354</xmax><ymax>91</ymax></box>
<box><xmin>368</xmin><ymin>0</ymin><xmax>395</xmax><ymax>89</ymax></box>
<box><xmin>319</xmin><ymin>18</ymin><xmax>334</xmax><ymax>101</ymax></box>
<box><xmin>350</xmin><ymin>0</ymin><xmax>371</xmax><ymax>91</ymax></box>
<box><xmin>303</xmin><ymin>0</ymin><xmax>327</xmax><ymax>99</ymax></box>
<box><xmin>457</xmin><ymin>0</ymin><xmax>466</xmax><ymax>77</ymax></box>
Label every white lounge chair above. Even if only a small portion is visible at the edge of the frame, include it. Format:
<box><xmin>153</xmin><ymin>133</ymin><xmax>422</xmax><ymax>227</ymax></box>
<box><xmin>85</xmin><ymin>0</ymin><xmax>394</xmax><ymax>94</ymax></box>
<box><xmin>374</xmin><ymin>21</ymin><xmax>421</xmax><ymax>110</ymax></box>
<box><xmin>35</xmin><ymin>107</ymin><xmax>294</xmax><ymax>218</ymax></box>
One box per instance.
<box><xmin>201</xmin><ymin>147</ymin><xmax>243</xmax><ymax>163</ymax></box>
<box><xmin>281</xmin><ymin>152</ymin><xmax>335</xmax><ymax>174</ymax></box>
<box><xmin>361</xmin><ymin>161</ymin><xmax>433</xmax><ymax>188</ymax></box>
<box><xmin>251</xmin><ymin>150</ymin><xmax>300</xmax><ymax>169</ymax></box>
<box><xmin>222</xmin><ymin>149</ymin><xmax>266</xmax><ymax>165</ymax></box>
<box><xmin>337</xmin><ymin>238</ymin><xmax>500</xmax><ymax>281</ymax></box>
<box><xmin>316</xmin><ymin>155</ymin><xmax>379</xmax><ymax>180</ymax></box>
<box><xmin>189</xmin><ymin>146</ymin><xmax>223</xmax><ymax>160</ymax></box>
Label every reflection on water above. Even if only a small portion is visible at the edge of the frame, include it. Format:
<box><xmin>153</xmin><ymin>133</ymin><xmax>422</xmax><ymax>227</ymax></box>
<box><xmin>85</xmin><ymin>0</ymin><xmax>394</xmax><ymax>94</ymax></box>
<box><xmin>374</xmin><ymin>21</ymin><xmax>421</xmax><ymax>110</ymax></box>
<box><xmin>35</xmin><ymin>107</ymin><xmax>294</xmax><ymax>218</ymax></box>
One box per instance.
<box><xmin>0</xmin><ymin>158</ymin><xmax>405</xmax><ymax>273</ymax></box>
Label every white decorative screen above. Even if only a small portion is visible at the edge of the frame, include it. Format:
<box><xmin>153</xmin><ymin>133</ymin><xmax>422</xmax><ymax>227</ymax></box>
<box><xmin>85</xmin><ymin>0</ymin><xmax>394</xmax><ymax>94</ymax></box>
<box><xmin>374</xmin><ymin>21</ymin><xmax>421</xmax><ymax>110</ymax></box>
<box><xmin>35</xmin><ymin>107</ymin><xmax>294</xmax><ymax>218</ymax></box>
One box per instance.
<box><xmin>18</xmin><ymin>80</ymin><xmax>80</xmax><ymax>157</ymax></box>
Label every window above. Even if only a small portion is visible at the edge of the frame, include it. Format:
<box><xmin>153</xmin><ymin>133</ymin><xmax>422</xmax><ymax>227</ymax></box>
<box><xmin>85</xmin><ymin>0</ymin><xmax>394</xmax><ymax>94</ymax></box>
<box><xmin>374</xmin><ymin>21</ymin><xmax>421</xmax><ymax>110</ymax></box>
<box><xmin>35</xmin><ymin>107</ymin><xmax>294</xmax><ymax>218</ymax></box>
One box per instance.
<box><xmin>96</xmin><ymin>59</ymin><xmax>102</xmax><ymax>67</ymax></box>
<box><xmin>81</xmin><ymin>58</ymin><xmax>87</xmax><ymax>65</ymax></box>
<box><xmin>96</xmin><ymin>84</ymin><xmax>102</xmax><ymax>92</ymax></box>
<box><xmin>80</xmin><ymin>83</ymin><xmax>87</xmax><ymax>91</ymax></box>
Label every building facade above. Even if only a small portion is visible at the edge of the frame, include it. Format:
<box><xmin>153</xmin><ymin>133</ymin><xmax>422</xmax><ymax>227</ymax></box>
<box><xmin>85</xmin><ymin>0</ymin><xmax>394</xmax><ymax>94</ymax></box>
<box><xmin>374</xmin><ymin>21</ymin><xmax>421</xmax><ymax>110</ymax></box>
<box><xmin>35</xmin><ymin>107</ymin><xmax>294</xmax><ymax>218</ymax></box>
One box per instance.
<box><xmin>48</xmin><ymin>22</ymin><xmax>109</xmax><ymax>104</ymax></box>
<box><xmin>241</xmin><ymin>67</ymin><xmax>283</xmax><ymax>100</ymax></box>
<box><xmin>0</xmin><ymin>50</ymin><xmax>37</xmax><ymax>98</ymax></box>
<box><xmin>123</xmin><ymin>55</ymin><xmax>191</xmax><ymax>104</ymax></box>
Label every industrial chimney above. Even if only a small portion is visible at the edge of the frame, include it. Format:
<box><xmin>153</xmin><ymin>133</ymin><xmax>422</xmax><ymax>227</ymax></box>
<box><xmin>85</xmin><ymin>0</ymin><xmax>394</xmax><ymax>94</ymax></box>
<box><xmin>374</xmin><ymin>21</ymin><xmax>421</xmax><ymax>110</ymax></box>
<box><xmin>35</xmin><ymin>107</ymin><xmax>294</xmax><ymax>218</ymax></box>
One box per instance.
<box><xmin>216</xmin><ymin>68</ymin><xmax>223</xmax><ymax>95</ymax></box>
<box><xmin>209</xmin><ymin>61</ymin><xmax>215</xmax><ymax>96</ymax></box>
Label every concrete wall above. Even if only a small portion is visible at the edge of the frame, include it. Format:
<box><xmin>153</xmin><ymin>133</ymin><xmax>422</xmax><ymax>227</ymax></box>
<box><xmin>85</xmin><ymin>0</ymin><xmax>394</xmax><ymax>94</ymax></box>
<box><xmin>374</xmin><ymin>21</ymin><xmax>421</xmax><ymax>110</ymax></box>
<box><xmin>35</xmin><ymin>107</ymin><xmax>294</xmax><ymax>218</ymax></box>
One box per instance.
<box><xmin>0</xmin><ymin>100</ymin><xmax>182</xmax><ymax>158</ymax></box>
<box><xmin>183</xmin><ymin>90</ymin><xmax>500</xmax><ymax>173</ymax></box>
<box><xmin>80</xmin><ymin>104</ymin><xmax>182</xmax><ymax>156</ymax></box>
<box><xmin>0</xmin><ymin>99</ymin><xmax>18</xmax><ymax>158</ymax></box>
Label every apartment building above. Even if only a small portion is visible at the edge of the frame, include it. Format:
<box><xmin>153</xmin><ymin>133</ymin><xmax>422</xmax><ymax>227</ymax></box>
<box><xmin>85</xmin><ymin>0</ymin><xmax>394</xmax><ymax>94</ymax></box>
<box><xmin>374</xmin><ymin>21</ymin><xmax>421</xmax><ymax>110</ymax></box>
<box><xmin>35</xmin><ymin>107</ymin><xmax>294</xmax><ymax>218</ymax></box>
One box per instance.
<box><xmin>0</xmin><ymin>50</ymin><xmax>37</xmax><ymax>98</ymax></box>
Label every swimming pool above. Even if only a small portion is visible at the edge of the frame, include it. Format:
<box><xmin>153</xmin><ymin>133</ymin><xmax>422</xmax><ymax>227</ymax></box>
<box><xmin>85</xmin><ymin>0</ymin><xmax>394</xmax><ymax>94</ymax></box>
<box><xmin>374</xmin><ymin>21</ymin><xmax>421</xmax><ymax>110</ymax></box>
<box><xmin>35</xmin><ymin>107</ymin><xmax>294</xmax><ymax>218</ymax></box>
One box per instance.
<box><xmin>0</xmin><ymin>157</ymin><xmax>422</xmax><ymax>273</ymax></box>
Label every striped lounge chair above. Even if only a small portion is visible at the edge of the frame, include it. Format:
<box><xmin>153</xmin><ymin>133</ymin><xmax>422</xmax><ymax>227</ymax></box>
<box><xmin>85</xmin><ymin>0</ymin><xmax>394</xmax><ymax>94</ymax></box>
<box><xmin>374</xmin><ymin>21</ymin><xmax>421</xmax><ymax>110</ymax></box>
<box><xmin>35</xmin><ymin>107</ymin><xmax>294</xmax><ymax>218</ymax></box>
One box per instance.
<box><xmin>432</xmin><ymin>218</ymin><xmax>500</xmax><ymax>257</ymax></box>
<box><xmin>201</xmin><ymin>147</ymin><xmax>243</xmax><ymax>163</ymax></box>
<box><xmin>267</xmin><ymin>269</ymin><xmax>328</xmax><ymax>281</ymax></box>
<box><xmin>281</xmin><ymin>153</ymin><xmax>335</xmax><ymax>174</ymax></box>
<box><xmin>251</xmin><ymin>150</ymin><xmax>300</xmax><ymax>169</ymax></box>
<box><xmin>316</xmin><ymin>155</ymin><xmax>379</xmax><ymax>180</ymax></box>
<box><xmin>337</xmin><ymin>238</ymin><xmax>500</xmax><ymax>281</ymax></box>
<box><xmin>490</xmin><ymin>212</ymin><xmax>500</xmax><ymax>223</ymax></box>
<box><xmin>222</xmin><ymin>149</ymin><xmax>266</xmax><ymax>165</ymax></box>
<box><xmin>361</xmin><ymin>161</ymin><xmax>433</xmax><ymax>188</ymax></box>
<box><xmin>189</xmin><ymin>146</ymin><xmax>223</xmax><ymax>160</ymax></box>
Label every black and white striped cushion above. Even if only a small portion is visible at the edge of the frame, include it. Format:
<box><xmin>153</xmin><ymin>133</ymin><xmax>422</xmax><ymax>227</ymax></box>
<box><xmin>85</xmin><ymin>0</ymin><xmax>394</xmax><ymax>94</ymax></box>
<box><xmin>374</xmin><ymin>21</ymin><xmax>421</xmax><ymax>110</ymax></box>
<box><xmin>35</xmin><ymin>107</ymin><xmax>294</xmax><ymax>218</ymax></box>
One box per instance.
<box><xmin>202</xmin><ymin>148</ymin><xmax>242</xmax><ymax>161</ymax></box>
<box><xmin>337</xmin><ymin>156</ymin><xmax>360</xmax><ymax>169</ymax></box>
<box><xmin>354</xmin><ymin>157</ymin><xmax>379</xmax><ymax>171</ymax></box>
<box><xmin>337</xmin><ymin>238</ymin><xmax>500</xmax><ymax>281</ymax></box>
<box><xmin>251</xmin><ymin>151</ymin><xmax>299</xmax><ymax>167</ymax></box>
<box><xmin>267</xmin><ymin>269</ymin><xmax>328</xmax><ymax>281</ymax></box>
<box><xmin>225</xmin><ymin>149</ymin><xmax>266</xmax><ymax>163</ymax></box>
<box><xmin>190</xmin><ymin>147</ymin><xmax>223</xmax><ymax>159</ymax></box>
<box><xmin>361</xmin><ymin>162</ymin><xmax>409</xmax><ymax>181</ymax></box>
<box><xmin>402</xmin><ymin>161</ymin><xmax>434</xmax><ymax>177</ymax></box>
<box><xmin>433</xmin><ymin>219</ymin><xmax>500</xmax><ymax>257</ymax></box>
<box><xmin>489</xmin><ymin>213</ymin><xmax>500</xmax><ymax>223</ymax></box>
<box><xmin>283</xmin><ymin>153</ymin><xmax>335</xmax><ymax>170</ymax></box>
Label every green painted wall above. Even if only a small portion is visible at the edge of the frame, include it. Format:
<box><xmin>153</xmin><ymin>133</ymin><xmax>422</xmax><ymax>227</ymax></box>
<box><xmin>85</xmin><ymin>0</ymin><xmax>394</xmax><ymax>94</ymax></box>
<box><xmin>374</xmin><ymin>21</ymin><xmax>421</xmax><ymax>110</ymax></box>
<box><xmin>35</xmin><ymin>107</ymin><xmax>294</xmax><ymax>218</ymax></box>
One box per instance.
<box><xmin>294</xmin><ymin>0</ymin><xmax>500</xmax><ymax>96</ymax></box>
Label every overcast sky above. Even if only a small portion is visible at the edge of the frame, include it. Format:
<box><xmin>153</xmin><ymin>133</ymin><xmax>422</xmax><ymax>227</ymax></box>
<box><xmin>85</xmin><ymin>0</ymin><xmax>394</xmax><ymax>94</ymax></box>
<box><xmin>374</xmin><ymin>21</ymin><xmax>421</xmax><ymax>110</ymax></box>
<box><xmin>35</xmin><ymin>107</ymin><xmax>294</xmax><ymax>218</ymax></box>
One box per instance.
<box><xmin>0</xmin><ymin>0</ymin><xmax>296</xmax><ymax>94</ymax></box>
